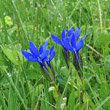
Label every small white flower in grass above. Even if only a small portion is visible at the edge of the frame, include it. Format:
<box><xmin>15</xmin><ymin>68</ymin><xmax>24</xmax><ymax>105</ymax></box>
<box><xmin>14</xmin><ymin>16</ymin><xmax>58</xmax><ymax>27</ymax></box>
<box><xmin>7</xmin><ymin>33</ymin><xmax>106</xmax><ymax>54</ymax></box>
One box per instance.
<box><xmin>61</xmin><ymin>97</ymin><xmax>67</xmax><ymax>110</ymax></box>
<box><xmin>48</xmin><ymin>86</ymin><xmax>55</xmax><ymax>92</ymax></box>
<box><xmin>63</xmin><ymin>97</ymin><xmax>67</xmax><ymax>102</ymax></box>
<box><xmin>7</xmin><ymin>73</ymin><xmax>11</xmax><ymax>77</ymax></box>
<box><xmin>61</xmin><ymin>103</ymin><xmax>66</xmax><ymax>110</ymax></box>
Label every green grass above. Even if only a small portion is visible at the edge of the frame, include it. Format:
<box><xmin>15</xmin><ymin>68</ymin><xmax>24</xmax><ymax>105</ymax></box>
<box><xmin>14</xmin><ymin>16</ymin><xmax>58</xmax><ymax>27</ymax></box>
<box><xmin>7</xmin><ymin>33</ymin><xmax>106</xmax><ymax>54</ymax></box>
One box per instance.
<box><xmin>0</xmin><ymin>0</ymin><xmax>110</xmax><ymax>110</ymax></box>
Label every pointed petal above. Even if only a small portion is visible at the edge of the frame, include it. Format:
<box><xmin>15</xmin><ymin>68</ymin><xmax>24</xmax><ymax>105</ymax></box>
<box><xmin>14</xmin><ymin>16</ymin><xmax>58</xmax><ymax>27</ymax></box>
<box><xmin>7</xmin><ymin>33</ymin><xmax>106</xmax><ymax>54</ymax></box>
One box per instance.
<box><xmin>71</xmin><ymin>34</ymin><xmax>76</xmax><ymax>49</ymax></box>
<box><xmin>66</xmin><ymin>29</ymin><xmax>71</xmax><ymax>37</ymax></box>
<box><xmin>69</xmin><ymin>35</ymin><xmax>73</xmax><ymax>41</ymax></box>
<box><xmin>40</xmin><ymin>50</ymin><xmax>49</xmax><ymax>60</ymax></box>
<box><xmin>49</xmin><ymin>51</ymin><xmax>55</xmax><ymax>61</ymax></box>
<box><xmin>40</xmin><ymin>45</ymin><xmax>43</xmax><ymax>54</ymax></box>
<box><xmin>29</xmin><ymin>42</ymin><xmax>39</xmax><ymax>57</ymax></box>
<box><xmin>66</xmin><ymin>28</ymin><xmax>72</xmax><ymax>36</ymax></box>
<box><xmin>62</xmin><ymin>36</ymin><xmax>69</xmax><ymax>46</ymax></box>
<box><xmin>50</xmin><ymin>45</ymin><xmax>54</xmax><ymax>55</ymax></box>
<box><xmin>70</xmin><ymin>28</ymin><xmax>74</xmax><ymax>33</ymax></box>
<box><xmin>63</xmin><ymin>39</ymin><xmax>73</xmax><ymax>51</ymax></box>
<box><xmin>66</xmin><ymin>28</ymin><xmax>74</xmax><ymax>37</ymax></box>
<box><xmin>74</xmin><ymin>27</ymin><xmax>80</xmax><ymax>41</ymax></box>
<box><xmin>76</xmin><ymin>39</ymin><xmax>84</xmax><ymax>51</ymax></box>
<box><xmin>61</xmin><ymin>30</ymin><xmax>66</xmax><ymax>41</ymax></box>
<box><xmin>75</xmin><ymin>27</ymin><xmax>79</xmax><ymax>31</ymax></box>
<box><xmin>67</xmin><ymin>28</ymin><xmax>74</xmax><ymax>40</ymax></box>
<box><xmin>22</xmin><ymin>51</ymin><xmax>39</xmax><ymax>62</ymax></box>
<box><xmin>82</xmin><ymin>35</ymin><xmax>86</xmax><ymax>42</ymax></box>
<box><xmin>51</xmin><ymin>35</ymin><xmax>62</xmax><ymax>45</ymax></box>
<box><xmin>43</xmin><ymin>40</ymin><xmax>48</xmax><ymax>51</ymax></box>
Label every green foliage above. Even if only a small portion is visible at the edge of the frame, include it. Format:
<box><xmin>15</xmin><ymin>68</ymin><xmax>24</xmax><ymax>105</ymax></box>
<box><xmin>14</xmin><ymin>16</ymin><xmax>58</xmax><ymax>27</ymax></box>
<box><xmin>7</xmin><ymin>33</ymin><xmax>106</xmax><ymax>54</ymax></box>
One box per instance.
<box><xmin>67</xmin><ymin>90</ymin><xmax>76</xmax><ymax>110</ymax></box>
<box><xmin>0</xmin><ymin>0</ymin><xmax>110</xmax><ymax>110</ymax></box>
<box><xmin>104</xmin><ymin>55</ymin><xmax>110</xmax><ymax>73</ymax></box>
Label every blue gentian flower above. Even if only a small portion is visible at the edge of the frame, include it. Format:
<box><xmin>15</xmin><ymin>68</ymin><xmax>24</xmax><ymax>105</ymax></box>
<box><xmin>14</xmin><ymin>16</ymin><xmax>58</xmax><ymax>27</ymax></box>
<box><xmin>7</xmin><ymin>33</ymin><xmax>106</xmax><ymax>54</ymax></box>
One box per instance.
<box><xmin>62</xmin><ymin>28</ymin><xmax>86</xmax><ymax>71</ymax></box>
<box><xmin>22</xmin><ymin>40</ymin><xmax>55</xmax><ymax>74</ymax></box>
<box><xmin>22</xmin><ymin>41</ymin><xmax>49</xmax><ymax>63</ymax></box>
<box><xmin>51</xmin><ymin>27</ymin><xmax>86</xmax><ymax>71</ymax></box>
<box><xmin>51</xmin><ymin>27</ymin><xmax>83</xmax><ymax>50</ymax></box>
<box><xmin>63</xmin><ymin>34</ymin><xmax>86</xmax><ymax>53</ymax></box>
<box><xmin>51</xmin><ymin>30</ymin><xmax>70</xmax><ymax>67</ymax></box>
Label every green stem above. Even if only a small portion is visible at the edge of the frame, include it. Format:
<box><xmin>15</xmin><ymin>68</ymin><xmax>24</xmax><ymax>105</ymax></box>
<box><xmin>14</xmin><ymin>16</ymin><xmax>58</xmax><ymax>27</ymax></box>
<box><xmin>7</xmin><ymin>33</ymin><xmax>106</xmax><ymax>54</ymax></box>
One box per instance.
<box><xmin>97</xmin><ymin>0</ymin><xmax>103</xmax><ymax>32</ymax></box>
<box><xmin>104</xmin><ymin>0</ymin><xmax>109</xmax><ymax>28</ymax></box>
<box><xmin>5</xmin><ymin>71</ymin><xmax>27</xmax><ymax>110</ymax></box>
<box><xmin>89</xmin><ymin>2</ymin><xmax>94</xmax><ymax>25</ymax></box>
<box><xmin>87</xmin><ymin>80</ymin><xmax>103</xmax><ymax>110</ymax></box>
<box><xmin>58</xmin><ymin>77</ymin><xmax>70</xmax><ymax>110</ymax></box>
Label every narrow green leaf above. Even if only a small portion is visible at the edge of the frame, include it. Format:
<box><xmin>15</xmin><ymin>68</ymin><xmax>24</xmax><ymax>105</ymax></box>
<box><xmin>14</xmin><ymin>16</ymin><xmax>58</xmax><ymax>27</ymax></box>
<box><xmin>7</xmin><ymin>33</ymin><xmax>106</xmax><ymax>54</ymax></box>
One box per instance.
<box><xmin>67</xmin><ymin>90</ymin><xmax>76</xmax><ymax>110</ymax></box>
<box><xmin>8</xmin><ymin>86</ymin><xmax>17</xmax><ymax>110</ymax></box>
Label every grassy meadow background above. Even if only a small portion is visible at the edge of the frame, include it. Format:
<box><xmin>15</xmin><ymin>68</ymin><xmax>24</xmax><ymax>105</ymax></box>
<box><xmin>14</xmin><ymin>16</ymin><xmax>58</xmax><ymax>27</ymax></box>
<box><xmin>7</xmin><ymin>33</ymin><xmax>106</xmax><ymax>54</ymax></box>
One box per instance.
<box><xmin>0</xmin><ymin>0</ymin><xmax>110</xmax><ymax>110</ymax></box>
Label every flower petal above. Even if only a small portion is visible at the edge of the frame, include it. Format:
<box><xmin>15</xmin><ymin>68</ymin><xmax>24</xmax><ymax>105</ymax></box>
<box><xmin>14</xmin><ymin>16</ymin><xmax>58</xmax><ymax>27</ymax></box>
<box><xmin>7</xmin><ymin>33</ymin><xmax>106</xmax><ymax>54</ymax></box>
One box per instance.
<box><xmin>22</xmin><ymin>51</ymin><xmax>39</xmax><ymax>62</ymax></box>
<box><xmin>43</xmin><ymin>40</ymin><xmax>48</xmax><ymax>52</ymax></box>
<box><xmin>63</xmin><ymin>39</ymin><xmax>73</xmax><ymax>51</ymax></box>
<box><xmin>50</xmin><ymin>45</ymin><xmax>54</xmax><ymax>55</ymax></box>
<box><xmin>69</xmin><ymin>35</ymin><xmax>73</xmax><ymax>41</ymax></box>
<box><xmin>51</xmin><ymin>35</ymin><xmax>62</xmax><ymax>45</ymax></box>
<box><xmin>40</xmin><ymin>45</ymin><xmax>43</xmax><ymax>54</ymax></box>
<box><xmin>29</xmin><ymin>42</ymin><xmax>39</xmax><ymax>57</ymax></box>
<box><xmin>49</xmin><ymin>51</ymin><xmax>55</xmax><ymax>61</ymax></box>
<box><xmin>70</xmin><ymin>28</ymin><xmax>74</xmax><ymax>32</ymax></box>
<box><xmin>71</xmin><ymin>34</ymin><xmax>76</xmax><ymax>49</ymax></box>
<box><xmin>76</xmin><ymin>39</ymin><xmax>84</xmax><ymax>51</ymax></box>
<box><xmin>82</xmin><ymin>35</ymin><xmax>86</xmax><ymax>42</ymax></box>
<box><xmin>61</xmin><ymin>30</ymin><xmax>66</xmax><ymax>41</ymax></box>
<box><xmin>66</xmin><ymin>28</ymin><xmax>74</xmax><ymax>37</ymax></box>
<box><xmin>74</xmin><ymin>27</ymin><xmax>80</xmax><ymax>41</ymax></box>
<box><xmin>66</xmin><ymin>29</ymin><xmax>71</xmax><ymax>37</ymax></box>
<box><xmin>40</xmin><ymin>49</ymin><xmax>49</xmax><ymax>60</ymax></box>
<box><xmin>65</xmin><ymin>37</ymin><xmax>69</xmax><ymax>42</ymax></box>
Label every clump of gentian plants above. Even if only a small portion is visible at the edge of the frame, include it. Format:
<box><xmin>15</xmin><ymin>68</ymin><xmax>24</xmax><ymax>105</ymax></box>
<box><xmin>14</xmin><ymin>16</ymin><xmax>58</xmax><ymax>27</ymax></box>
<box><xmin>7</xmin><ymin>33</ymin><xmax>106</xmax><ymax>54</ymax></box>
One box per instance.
<box><xmin>51</xmin><ymin>27</ymin><xmax>86</xmax><ymax>73</ymax></box>
<box><xmin>22</xmin><ymin>27</ymin><xmax>86</xmax><ymax>109</ymax></box>
<box><xmin>22</xmin><ymin>40</ymin><xmax>55</xmax><ymax>82</ymax></box>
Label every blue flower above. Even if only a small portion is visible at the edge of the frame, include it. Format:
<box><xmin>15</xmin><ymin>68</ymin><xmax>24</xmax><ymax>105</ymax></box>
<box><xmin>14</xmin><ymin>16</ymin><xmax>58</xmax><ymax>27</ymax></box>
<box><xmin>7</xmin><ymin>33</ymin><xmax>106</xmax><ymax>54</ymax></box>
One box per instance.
<box><xmin>66</xmin><ymin>27</ymin><xmax>80</xmax><ymax>41</ymax></box>
<box><xmin>63</xmin><ymin>29</ymin><xmax>86</xmax><ymax>71</ymax></box>
<box><xmin>51</xmin><ymin>30</ymin><xmax>70</xmax><ymax>67</ymax></box>
<box><xmin>22</xmin><ymin>40</ymin><xmax>49</xmax><ymax>63</ymax></box>
<box><xmin>51</xmin><ymin>29</ymin><xmax>71</xmax><ymax>54</ymax></box>
<box><xmin>51</xmin><ymin>27</ymin><xmax>86</xmax><ymax>70</ymax></box>
<box><xmin>52</xmin><ymin>27</ymin><xmax>86</xmax><ymax>53</ymax></box>
<box><xmin>22</xmin><ymin>40</ymin><xmax>55</xmax><ymax>73</ymax></box>
<box><xmin>63</xmin><ymin>34</ymin><xmax>86</xmax><ymax>53</ymax></box>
